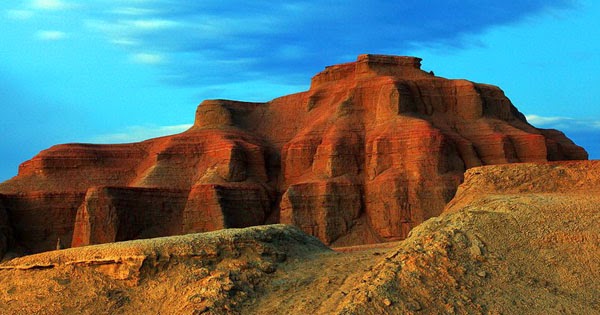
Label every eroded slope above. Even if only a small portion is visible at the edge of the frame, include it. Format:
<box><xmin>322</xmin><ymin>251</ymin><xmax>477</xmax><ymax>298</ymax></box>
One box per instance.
<box><xmin>0</xmin><ymin>225</ymin><xmax>330</xmax><ymax>314</ymax></box>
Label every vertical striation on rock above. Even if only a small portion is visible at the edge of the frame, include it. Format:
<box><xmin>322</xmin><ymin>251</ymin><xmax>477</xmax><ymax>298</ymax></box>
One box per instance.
<box><xmin>71</xmin><ymin>187</ymin><xmax>189</xmax><ymax>247</ymax></box>
<box><xmin>0</xmin><ymin>54</ymin><xmax>588</xmax><ymax>255</ymax></box>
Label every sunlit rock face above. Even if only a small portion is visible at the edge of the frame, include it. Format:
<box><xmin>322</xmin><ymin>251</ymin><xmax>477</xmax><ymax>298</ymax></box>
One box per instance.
<box><xmin>0</xmin><ymin>54</ymin><xmax>587</xmax><ymax>254</ymax></box>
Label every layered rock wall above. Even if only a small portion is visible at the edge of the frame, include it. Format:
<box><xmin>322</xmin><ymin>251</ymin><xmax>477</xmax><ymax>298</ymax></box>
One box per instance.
<box><xmin>0</xmin><ymin>192</ymin><xmax>84</xmax><ymax>254</ymax></box>
<box><xmin>71</xmin><ymin>187</ymin><xmax>189</xmax><ymax>247</ymax></box>
<box><xmin>181</xmin><ymin>183</ymin><xmax>272</xmax><ymax>234</ymax></box>
<box><xmin>0</xmin><ymin>54</ymin><xmax>588</xmax><ymax>255</ymax></box>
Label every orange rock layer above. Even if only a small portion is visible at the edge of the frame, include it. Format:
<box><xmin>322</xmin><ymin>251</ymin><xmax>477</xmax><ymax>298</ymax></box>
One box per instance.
<box><xmin>0</xmin><ymin>54</ymin><xmax>587</xmax><ymax>255</ymax></box>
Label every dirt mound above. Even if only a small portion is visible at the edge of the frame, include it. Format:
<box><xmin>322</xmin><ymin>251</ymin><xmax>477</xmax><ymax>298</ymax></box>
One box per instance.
<box><xmin>0</xmin><ymin>225</ymin><xmax>330</xmax><ymax>314</ymax></box>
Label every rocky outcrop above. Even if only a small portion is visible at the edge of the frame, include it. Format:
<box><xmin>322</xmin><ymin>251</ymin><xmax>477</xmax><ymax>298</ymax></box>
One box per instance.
<box><xmin>0</xmin><ymin>54</ymin><xmax>587</xmax><ymax>255</ymax></box>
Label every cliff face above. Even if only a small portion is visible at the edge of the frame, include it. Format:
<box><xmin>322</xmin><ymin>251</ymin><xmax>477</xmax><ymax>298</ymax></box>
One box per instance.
<box><xmin>0</xmin><ymin>54</ymin><xmax>587</xmax><ymax>255</ymax></box>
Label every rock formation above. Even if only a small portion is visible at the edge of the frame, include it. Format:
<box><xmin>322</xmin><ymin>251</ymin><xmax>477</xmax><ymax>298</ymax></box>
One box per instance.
<box><xmin>0</xmin><ymin>54</ymin><xmax>587</xmax><ymax>256</ymax></box>
<box><xmin>1</xmin><ymin>161</ymin><xmax>598</xmax><ymax>314</ymax></box>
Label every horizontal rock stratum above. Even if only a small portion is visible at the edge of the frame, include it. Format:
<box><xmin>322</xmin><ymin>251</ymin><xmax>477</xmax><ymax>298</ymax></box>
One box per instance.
<box><xmin>0</xmin><ymin>54</ymin><xmax>587</xmax><ymax>257</ymax></box>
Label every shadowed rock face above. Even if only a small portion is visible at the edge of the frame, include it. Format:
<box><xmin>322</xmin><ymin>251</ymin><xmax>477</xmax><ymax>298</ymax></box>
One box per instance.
<box><xmin>0</xmin><ymin>54</ymin><xmax>587</xmax><ymax>255</ymax></box>
<box><xmin>0</xmin><ymin>195</ymin><xmax>12</xmax><ymax>258</ymax></box>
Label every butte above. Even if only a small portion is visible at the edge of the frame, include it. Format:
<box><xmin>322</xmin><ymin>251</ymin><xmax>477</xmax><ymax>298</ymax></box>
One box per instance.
<box><xmin>0</xmin><ymin>54</ymin><xmax>586</xmax><ymax>258</ymax></box>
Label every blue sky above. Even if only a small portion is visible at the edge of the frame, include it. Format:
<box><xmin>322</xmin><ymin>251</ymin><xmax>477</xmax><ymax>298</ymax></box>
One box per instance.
<box><xmin>1</xmin><ymin>0</ymin><xmax>599</xmax><ymax>181</ymax></box>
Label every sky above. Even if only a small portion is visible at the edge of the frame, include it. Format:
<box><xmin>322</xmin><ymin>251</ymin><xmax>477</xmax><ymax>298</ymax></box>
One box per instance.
<box><xmin>1</xmin><ymin>0</ymin><xmax>599</xmax><ymax>181</ymax></box>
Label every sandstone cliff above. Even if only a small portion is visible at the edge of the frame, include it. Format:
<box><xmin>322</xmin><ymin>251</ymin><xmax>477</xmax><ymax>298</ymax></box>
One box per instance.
<box><xmin>0</xmin><ymin>54</ymin><xmax>587</xmax><ymax>256</ymax></box>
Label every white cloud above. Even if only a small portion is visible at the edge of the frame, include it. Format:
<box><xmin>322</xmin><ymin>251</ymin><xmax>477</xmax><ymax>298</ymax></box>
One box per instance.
<box><xmin>32</xmin><ymin>0</ymin><xmax>69</xmax><ymax>10</ymax></box>
<box><xmin>525</xmin><ymin>114</ymin><xmax>572</xmax><ymax>126</ymax></box>
<box><xmin>85</xmin><ymin>18</ymin><xmax>179</xmax><ymax>51</ymax></box>
<box><xmin>126</xmin><ymin>19</ymin><xmax>180</xmax><ymax>30</ymax></box>
<box><xmin>85</xmin><ymin>18</ymin><xmax>179</xmax><ymax>33</ymax></box>
<box><xmin>36</xmin><ymin>30</ymin><xmax>67</xmax><ymax>41</ymax></box>
<box><xmin>111</xmin><ymin>38</ymin><xmax>139</xmax><ymax>46</ymax></box>
<box><xmin>131</xmin><ymin>52</ymin><xmax>165</xmax><ymax>64</ymax></box>
<box><xmin>112</xmin><ymin>7</ymin><xmax>157</xmax><ymax>16</ymax></box>
<box><xmin>6</xmin><ymin>9</ymin><xmax>34</xmax><ymax>20</ymax></box>
<box><xmin>526</xmin><ymin>114</ymin><xmax>600</xmax><ymax>130</ymax></box>
<box><xmin>90</xmin><ymin>124</ymin><xmax>193</xmax><ymax>144</ymax></box>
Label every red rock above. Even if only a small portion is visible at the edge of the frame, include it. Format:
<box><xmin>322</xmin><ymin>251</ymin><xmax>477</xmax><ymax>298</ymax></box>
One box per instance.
<box><xmin>181</xmin><ymin>182</ymin><xmax>272</xmax><ymax>234</ymax></box>
<box><xmin>71</xmin><ymin>187</ymin><xmax>189</xmax><ymax>247</ymax></box>
<box><xmin>0</xmin><ymin>192</ymin><xmax>84</xmax><ymax>254</ymax></box>
<box><xmin>13</xmin><ymin>143</ymin><xmax>146</xmax><ymax>192</ymax></box>
<box><xmin>0</xmin><ymin>54</ymin><xmax>588</xmax><ymax>254</ymax></box>
<box><xmin>280</xmin><ymin>179</ymin><xmax>362</xmax><ymax>244</ymax></box>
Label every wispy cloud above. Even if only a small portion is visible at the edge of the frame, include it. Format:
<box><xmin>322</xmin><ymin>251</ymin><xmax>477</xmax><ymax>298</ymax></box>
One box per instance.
<box><xmin>526</xmin><ymin>114</ymin><xmax>572</xmax><ymax>126</ymax></box>
<box><xmin>131</xmin><ymin>52</ymin><xmax>165</xmax><ymax>64</ymax></box>
<box><xmin>89</xmin><ymin>124</ymin><xmax>192</xmax><ymax>144</ymax></box>
<box><xmin>125</xmin><ymin>19</ymin><xmax>180</xmax><ymax>30</ymax></box>
<box><xmin>111</xmin><ymin>6</ymin><xmax>157</xmax><ymax>16</ymax></box>
<box><xmin>110</xmin><ymin>38</ymin><xmax>139</xmax><ymax>46</ymax></box>
<box><xmin>11</xmin><ymin>0</ymin><xmax>580</xmax><ymax>92</ymax></box>
<box><xmin>32</xmin><ymin>0</ymin><xmax>70</xmax><ymax>11</ymax></box>
<box><xmin>526</xmin><ymin>114</ymin><xmax>600</xmax><ymax>159</ymax></box>
<box><xmin>5</xmin><ymin>9</ymin><xmax>34</xmax><ymax>20</ymax></box>
<box><xmin>36</xmin><ymin>30</ymin><xmax>67</xmax><ymax>41</ymax></box>
<box><xmin>526</xmin><ymin>114</ymin><xmax>600</xmax><ymax>130</ymax></box>
<box><xmin>77</xmin><ymin>0</ymin><xmax>577</xmax><ymax>88</ymax></box>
